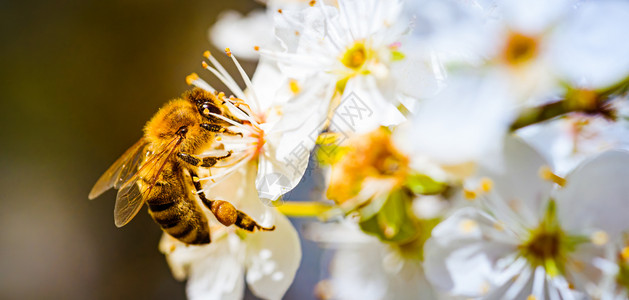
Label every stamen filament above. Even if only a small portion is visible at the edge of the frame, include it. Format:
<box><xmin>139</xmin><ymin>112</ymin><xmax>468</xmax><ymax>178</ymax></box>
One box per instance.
<box><xmin>186</xmin><ymin>73</ymin><xmax>216</xmax><ymax>93</ymax></box>
<box><xmin>208</xmin><ymin>112</ymin><xmax>257</xmax><ymax>134</ymax></box>
<box><xmin>204</xmin><ymin>50</ymin><xmax>246</xmax><ymax>98</ymax></box>
<box><xmin>202</xmin><ymin>62</ymin><xmax>247</xmax><ymax>100</ymax></box>
<box><xmin>539</xmin><ymin>166</ymin><xmax>566</xmax><ymax>187</ymax></box>
<box><xmin>226</xmin><ymin>50</ymin><xmax>262</xmax><ymax>113</ymax></box>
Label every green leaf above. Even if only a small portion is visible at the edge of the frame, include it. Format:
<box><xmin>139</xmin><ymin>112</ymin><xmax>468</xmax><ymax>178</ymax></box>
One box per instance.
<box><xmin>405</xmin><ymin>173</ymin><xmax>447</xmax><ymax>195</ymax></box>
<box><xmin>359</xmin><ymin>189</ymin><xmax>419</xmax><ymax>243</ymax></box>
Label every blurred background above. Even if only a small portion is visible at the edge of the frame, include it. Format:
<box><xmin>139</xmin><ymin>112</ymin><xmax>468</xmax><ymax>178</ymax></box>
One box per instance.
<box><xmin>0</xmin><ymin>0</ymin><xmax>325</xmax><ymax>299</ymax></box>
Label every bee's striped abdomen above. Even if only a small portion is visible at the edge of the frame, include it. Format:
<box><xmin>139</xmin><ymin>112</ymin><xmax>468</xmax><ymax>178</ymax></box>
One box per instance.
<box><xmin>145</xmin><ymin>167</ymin><xmax>210</xmax><ymax>245</ymax></box>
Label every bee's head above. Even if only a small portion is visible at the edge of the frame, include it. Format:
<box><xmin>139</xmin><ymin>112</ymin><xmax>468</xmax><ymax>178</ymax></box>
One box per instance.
<box><xmin>144</xmin><ymin>99</ymin><xmax>203</xmax><ymax>144</ymax></box>
<box><xmin>183</xmin><ymin>88</ymin><xmax>223</xmax><ymax>117</ymax></box>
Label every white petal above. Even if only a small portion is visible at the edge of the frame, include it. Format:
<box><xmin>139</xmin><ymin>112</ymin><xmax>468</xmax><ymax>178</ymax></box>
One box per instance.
<box><xmin>479</xmin><ymin>136</ymin><xmax>554</xmax><ymax>228</ymax></box>
<box><xmin>186</xmin><ymin>235</ymin><xmax>246</xmax><ymax>300</ymax></box>
<box><xmin>556</xmin><ymin>150</ymin><xmax>629</xmax><ymax>238</ymax></box>
<box><xmin>395</xmin><ymin>70</ymin><xmax>516</xmax><ymax>165</ymax></box>
<box><xmin>330</xmin><ymin>76</ymin><xmax>406</xmax><ymax>134</ymax></box>
<box><xmin>423</xmin><ymin>207</ymin><xmax>518</xmax><ymax>297</ymax></box>
<box><xmin>329</xmin><ymin>236</ymin><xmax>438</xmax><ymax>300</ymax></box>
<box><xmin>499</xmin><ymin>0</ymin><xmax>574</xmax><ymax>35</ymax></box>
<box><xmin>388</xmin><ymin>41</ymin><xmax>447</xmax><ymax>100</ymax></box>
<box><xmin>249</xmin><ymin>58</ymin><xmax>292</xmax><ymax>113</ymax></box>
<box><xmin>245</xmin><ymin>210</ymin><xmax>301</xmax><ymax>300</ymax></box>
<box><xmin>549</xmin><ymin>0</ymin><xmax>629</xmax><ymax>89</ymax></box>
<box><xmin>160</xmin><ymin>234</ymin><xmax>247</xmax><ymax>300</ymax></box>
<box><xmin>256</xmin><ymin>80</ymin><xmax>333</xmax><ymax>202</ymax></box>
<box><xmin>210</xmin><ymin>10</ymin><xmax>273</xmax><ymax>61</ymax></box>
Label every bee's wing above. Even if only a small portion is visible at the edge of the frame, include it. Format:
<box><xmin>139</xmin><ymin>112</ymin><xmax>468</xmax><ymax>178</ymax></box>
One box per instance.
<box><xmin>89</xmin><ymin>139</ymin><xmax>149</xmax><ymax>200</ymax></box>
<box><xmin>113</xmin><ymin>137</ymin><xmax>181</xmax><ymax>227</ymax></box>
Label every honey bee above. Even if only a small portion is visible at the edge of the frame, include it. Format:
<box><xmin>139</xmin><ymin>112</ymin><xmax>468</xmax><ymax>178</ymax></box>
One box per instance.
<box><xmin>89</xmin><ymin>88</ymin><xmax>274</xmax><ymax>245</ymax></box>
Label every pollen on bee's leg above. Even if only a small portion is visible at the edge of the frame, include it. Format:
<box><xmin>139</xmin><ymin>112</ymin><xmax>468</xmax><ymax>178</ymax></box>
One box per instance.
<box><xmin>538</xmin><ymin>165</ymin><xmax>566</xmax><ymax>187</ymax></box>
<box><xmin>210</xmin><ymin>200</ymin><xmax>238</xmax><ymax>227</ymax></box>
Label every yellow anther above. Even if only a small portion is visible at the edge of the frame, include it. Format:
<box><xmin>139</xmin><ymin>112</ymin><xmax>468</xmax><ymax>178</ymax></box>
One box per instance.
<box><xmin>203</xmin><ymin>50</ymin><xmax>211</xmax><ymax>59</ymax></box>
<box><xmin>309</xmin><ymin>0</ymin><xmax>316</xmax><ymax>6</ymax></box>
<box><xmin>185</xmin><ymin>73</ymin><xmax>199</xmax><ymax>86</ymax></box>
<box><xmin>201</xmin><ymin>61</ymin><xmax>209</xmax><ymax>69</ymax></box>
<box><xmin>591</xmin><ymin>231</ymin><xmax>609</xmax><ymax>246</ymax></box>
<box><xmin>463</xmin><ymin>189</ymin><xmax>477</xmax><ymax>201</ymax></box>
<box><xmin>192</xmin><ymin>176</ymin><xmax>200</xmax><ymax>183</ymax></box>
<box><xmin>622</xmin><ymin>246</ymin><xmax>629</xmax><ymax>262</ymax></box>
<box><xmin>480</xmin><ymin>177</ymin><xmax>493</xmax><ymax>193</ymax></box>
<box><xmin>203</xmin><ymin>108</ymin><xmax>210</xmax><ymax>115</ymax></box>
<box><xmin>254</xmin><ymin>45</ymin><xmax>260</xmax><ymax>51</ymax></box>
<box><xmin>527</xmin><ymin>295</ymin><xmax>537</xmax><ymax>300</ymax></box>
<box><xmin>217</xmin><ymin>92</ymin><xmax>225</xmax><ymax>99</ymax></box>
<box><xmin>460</xmin><ymin>219</ymin><xmax>478</xmax><ymax>233</ymax></box>
<box><xmin>493</xmin><ymin>221</ymin><xmax>504</xmax><ymax>231</ymax></box>
<box><xmin>289</xmin><ymin>79</ymin><xmax>300</xmax><ymax>94</ymax></box>
<box><xmin>225</xmin><ymin>47</ymin><xmax>232</xmax><ymax>57</ymax></box>
<box><xmin>277</xmin><ymin>9</ymin><xmax>283</xmax><ymax>14</ymax></box>
<box><xmin>216</xmin><ymin>136</ymin><xmax>222</xmax><ymax>141</ymax></box>
<box><xmin>539</xmin><ymin>165</ymin><xmax>566</xmax><ymax>187</ymax></box>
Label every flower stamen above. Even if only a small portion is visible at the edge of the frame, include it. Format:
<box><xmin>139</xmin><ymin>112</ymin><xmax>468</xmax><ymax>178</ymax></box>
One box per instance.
<box><xmin>538</xmin><ymin>166</ymin><xmax>566</xmax><ymax>187</ymax></box>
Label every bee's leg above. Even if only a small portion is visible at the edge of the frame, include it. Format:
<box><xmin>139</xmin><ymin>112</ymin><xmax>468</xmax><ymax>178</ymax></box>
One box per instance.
<box><xmin>234</xmin><ymin>210</ymin><xmax>276</xmax><ymax>232</ymax></box>
<box><xmin>189</xmin><ymin>171</ymin><xmax>275</xmax><ymax>232</ymax></box>
<box><xmin>200</xmin><ymin>123</ymin><xmax>243</xmax><ymax>137</ymax></box>
<box><xmin>177</xmin><ymin>152</ymin><xmax>231</xmax><ymax>168</ymax></box>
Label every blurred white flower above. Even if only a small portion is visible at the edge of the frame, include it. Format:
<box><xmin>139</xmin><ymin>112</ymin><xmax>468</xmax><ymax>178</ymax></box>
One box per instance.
<box><xmin>424</xmin><ymin>137</ymin><xmax>629</xmax><ymax>299</ymax></box>
<box><xmin>589</xmin><ymin>237</ymin><xmax>629</xmax><ymax>300</ymax></box>
<box><xmin>393</xmin><ymin>70</ymin><xmax>517</xmax><ymax>179</ymax></box>
<box><xmin>306</xmin><ymin>221</ymin><xmax>440</xmax><ymax>300</ymax></box>
<box><xmin>410</xmin><ymin>0</ymin><xmax>629</xmax><ymax>104</ymax></box>
<box><xmin>518</xmin><ymin>99</ymin><xmax>629</xmax><ymax>176</ymax></box>
<box><xmin>210</xmin><ymin>1</ymin><xmax>339</xmax><ymax>61</ymax></box>
<box><xmin>160</xmin><ymin>169</ymin><xmax>301</xmax><ymax>300</ymax></box>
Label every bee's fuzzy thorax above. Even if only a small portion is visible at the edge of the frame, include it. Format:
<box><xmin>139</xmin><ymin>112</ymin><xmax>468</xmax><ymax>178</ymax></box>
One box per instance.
<box><xmin>143</xmin><ymin>98</ymin><xmax>209</xmax><ymax>154</ymax></box>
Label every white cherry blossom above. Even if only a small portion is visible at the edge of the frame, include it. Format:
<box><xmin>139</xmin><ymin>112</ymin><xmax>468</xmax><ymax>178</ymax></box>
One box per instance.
<box><xmin>423</xmin><ymin>137</ymin><xmax>629</xmax><ymax>299</ymax></box>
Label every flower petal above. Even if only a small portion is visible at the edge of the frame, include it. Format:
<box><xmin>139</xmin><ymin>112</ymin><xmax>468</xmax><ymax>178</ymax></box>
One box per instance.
<box><xmin>395</xmin><ymin>70</ymin><xmax>515</xmax><ymax>165</ymax></box>
<box><xmin>210</xmin><ymin>10</ymin><xmax>274</xmax><ymax>61</ymax></box>
<box><xmin>159</xmin><ymin>234</ymin><xmax>246</xmax><ymax>300</ymax></box>
<box><xmin>423</xmin><ymin>207</ymin><xmax>518</xmax><ymax>297</ymax></box>
<box><xmin>556</xmin><ymin>150</ymin><xmax>629</xmax><ymax>238</ymax></box>
<box><xmin>479</xmin><ymin>136</ymin><xmax>554</xmax><ymax>228</ymax></box>
<box><xmin>245</xmin><ymin>210</ymin><xmax>301</xmax><ymax>300</ymax></box>
<box><xmin>549</xmin><ymin>0</ymin><xmax>629</xmax><ymax>89</ymax></box>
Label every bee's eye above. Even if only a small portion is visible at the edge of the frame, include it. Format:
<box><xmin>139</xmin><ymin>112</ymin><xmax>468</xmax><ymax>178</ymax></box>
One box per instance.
<box><xmin>200</xmin><ymin>102</ymin><xmax>221</xmax><ymax>117</ymax></box>
<box><xmin>177</xmin><ymin>126</ymin><xmax>188</xmax><ymax>135</ymax></box>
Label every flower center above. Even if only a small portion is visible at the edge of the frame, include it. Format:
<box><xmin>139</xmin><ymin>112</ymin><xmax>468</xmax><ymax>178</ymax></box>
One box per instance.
<box><xmin>518</xmin><ymin>200</ymin><xmax>584</xmax><ymax>276</ymax></box>
<box><xmin>326</xmin><ymin>128</ymin><xmax>409</xmax><ymax>204</ymax></box>
<box><xmin>502</xmin><ymin>32</ymin><xmax>539</xmax><ymax>66</ymax></box>
<box><xmin>341</xmin><ymin>41</ymin><xmax>368</xmax><ymax>70</ymax></box>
